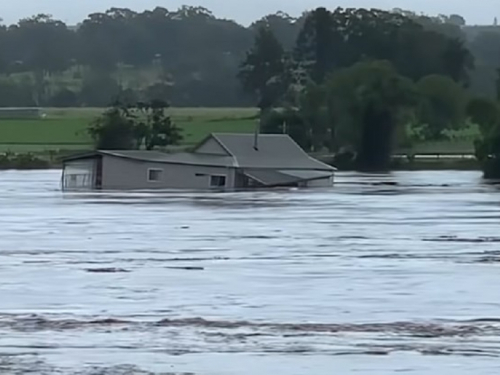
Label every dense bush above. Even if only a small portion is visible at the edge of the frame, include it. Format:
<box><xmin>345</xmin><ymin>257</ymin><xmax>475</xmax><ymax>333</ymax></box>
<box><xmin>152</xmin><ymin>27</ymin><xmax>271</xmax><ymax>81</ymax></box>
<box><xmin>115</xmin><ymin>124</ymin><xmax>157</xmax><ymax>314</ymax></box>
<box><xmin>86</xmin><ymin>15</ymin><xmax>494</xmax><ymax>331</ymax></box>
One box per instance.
<box><xmin>0</xmin><ymin>152</ymin><xmax>50</xmax><ymax>169</ymax></box>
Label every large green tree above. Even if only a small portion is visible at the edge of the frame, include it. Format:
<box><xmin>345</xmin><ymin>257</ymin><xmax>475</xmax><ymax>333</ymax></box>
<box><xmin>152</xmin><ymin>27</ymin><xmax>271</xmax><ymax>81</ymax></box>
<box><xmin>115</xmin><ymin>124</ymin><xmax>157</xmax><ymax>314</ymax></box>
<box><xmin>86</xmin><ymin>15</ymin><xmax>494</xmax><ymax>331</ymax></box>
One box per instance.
<box><xmin>294</xmin><ymin>7</ymin><xmax>474</xmax><ymax>86</ymax></box>
<box><xmin>260</xmin><ymin>84</ymin><xmax>331</xmax><ymax>153</ymax></box>
<box><xmin>466</xmin><ymin>96</ymin><xmax>500</xmax><ymax>178</ymax></box>
<box><xmin>7</xmin><ymin>15</ymin><xmax>75</xmax><ymax>104</ymax></box>
<box><xmin>467</xmin><ymin>31</ymin><xmax>500</xmax><ymax>97</ymax></box>
<box><xmin>238</xmin><ymin>26</ymin><xmax>286</xmax><ymax>109</ymax></box>
<box><xmin>416</xmin><ymin>75</ymin><xmax>468</xmax><ymax>140</ymax></box>
<box><xmin>326</xmin><ymin>60</ymin><xmax>416</xmax><ymax>171</ymax></box>
<box><xmin>134</xmin><ymin>100</ymin><xmax>183</xmax><ymax>150</ymax></box>
<box><xmin>295</xmin><ymin>7</ymin><xmax>338</xmax><ymax>83</ymax></box>
<box><xmin>467</xmin><ymin>96</ymin><xmax>499</xmax><ymax>133</ymax></box>
<box><xmin>88</xmin><ymin>100</ymin><xmax>182</xmax><ymax>150</ymax></box>
<box><xmin>251</xmin><ymin>12</ymin><xmax>301</xmax><ymax>50</ymax></box>
<box><xmin>474</xmin><ymin>124</ymin><xmax>500</xmax><ymax>179</ymax></box>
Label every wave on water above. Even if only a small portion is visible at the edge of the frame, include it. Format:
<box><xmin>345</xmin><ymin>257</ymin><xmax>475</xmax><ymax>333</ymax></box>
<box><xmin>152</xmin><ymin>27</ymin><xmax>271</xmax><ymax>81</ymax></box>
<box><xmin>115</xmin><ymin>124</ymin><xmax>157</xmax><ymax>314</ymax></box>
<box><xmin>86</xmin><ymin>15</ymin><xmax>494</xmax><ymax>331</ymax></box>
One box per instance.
<box><xmin>0</xmin><ymin>358</ymin><xmax>188</xmax><ymax>375</ymax></box>
<box><xmin>0</xmin><ymin>315</ymin><xmax>497</xmax><ymax>338</ymax></box>
<box><xmin>2</xmin><ymin>315</ymin><xmax>500</xmax><ymax>366</ymax></box>
<box><xmin>423</xmin><ymin>236</ymin><xmax>500</xmax><ymax>243</ymax></box>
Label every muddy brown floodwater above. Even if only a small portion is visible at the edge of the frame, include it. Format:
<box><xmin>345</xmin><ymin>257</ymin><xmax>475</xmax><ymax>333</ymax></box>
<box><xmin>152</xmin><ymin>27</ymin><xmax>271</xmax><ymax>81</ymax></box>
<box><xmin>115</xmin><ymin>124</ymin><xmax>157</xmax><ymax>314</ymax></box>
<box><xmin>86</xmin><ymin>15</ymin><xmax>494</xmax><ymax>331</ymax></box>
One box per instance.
<box><xmin>0</xmin><ymin>170</ymin><xmax>500</xmax><ymax>374</ymax></box>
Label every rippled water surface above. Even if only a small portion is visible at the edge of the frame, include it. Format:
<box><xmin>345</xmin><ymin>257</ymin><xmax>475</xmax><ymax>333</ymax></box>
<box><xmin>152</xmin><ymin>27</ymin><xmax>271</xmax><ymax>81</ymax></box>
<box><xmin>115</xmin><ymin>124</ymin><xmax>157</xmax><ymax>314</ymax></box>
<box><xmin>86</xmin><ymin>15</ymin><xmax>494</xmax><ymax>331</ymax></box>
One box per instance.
<box><xmin>1</xmin><ymin>170</ymin><xmax>500</xmax><ymax>374</ymax></box>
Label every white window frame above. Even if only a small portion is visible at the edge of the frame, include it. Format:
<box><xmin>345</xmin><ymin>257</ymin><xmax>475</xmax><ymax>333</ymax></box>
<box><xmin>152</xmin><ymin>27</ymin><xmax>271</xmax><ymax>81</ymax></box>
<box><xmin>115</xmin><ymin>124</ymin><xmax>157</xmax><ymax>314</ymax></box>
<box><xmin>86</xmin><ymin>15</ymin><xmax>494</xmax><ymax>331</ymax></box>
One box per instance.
<box><xmin>147</xmin><ymin>168</ymin><xmax>164</xmax><ymax>182</ymax></box>
<box><xmin>209</xmin><ymin>174</ymin><xmax>227</xmax><ymax>188</ymax></box>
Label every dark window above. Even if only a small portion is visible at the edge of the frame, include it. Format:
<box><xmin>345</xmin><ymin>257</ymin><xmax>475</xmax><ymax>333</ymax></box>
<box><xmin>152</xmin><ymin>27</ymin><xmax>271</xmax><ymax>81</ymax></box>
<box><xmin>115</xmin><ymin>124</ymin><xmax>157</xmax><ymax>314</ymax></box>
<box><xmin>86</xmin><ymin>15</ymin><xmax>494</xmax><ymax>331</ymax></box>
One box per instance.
<box><xmin>148</xmin><ymin>168</ymin><xmax>163</xmax><ymax>182</ymax></box>
<box><xmin>210</xmin><ymin>175</ymin><xmax>226</xmax><ymax>187</ymax></box>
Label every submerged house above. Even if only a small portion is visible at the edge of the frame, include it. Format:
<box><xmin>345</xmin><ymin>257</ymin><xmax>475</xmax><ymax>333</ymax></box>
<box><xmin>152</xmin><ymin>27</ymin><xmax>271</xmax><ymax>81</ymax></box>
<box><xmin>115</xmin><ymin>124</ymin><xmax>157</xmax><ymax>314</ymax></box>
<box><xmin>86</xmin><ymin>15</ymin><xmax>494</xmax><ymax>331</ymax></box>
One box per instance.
<box><xmin>62</xmin><ymin>133</ymin><xmax>336</xmax><ymax>191</ymax></box>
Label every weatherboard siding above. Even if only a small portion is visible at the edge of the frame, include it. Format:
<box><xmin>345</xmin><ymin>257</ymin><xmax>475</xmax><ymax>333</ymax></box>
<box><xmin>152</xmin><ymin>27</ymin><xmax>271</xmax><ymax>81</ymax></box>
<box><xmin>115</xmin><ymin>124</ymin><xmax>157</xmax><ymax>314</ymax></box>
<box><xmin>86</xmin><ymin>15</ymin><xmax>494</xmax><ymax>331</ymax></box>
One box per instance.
<box><xmin>101</xmin><ymin>155</ymin><xmax>236</xmax><ymax>190</ymax></box>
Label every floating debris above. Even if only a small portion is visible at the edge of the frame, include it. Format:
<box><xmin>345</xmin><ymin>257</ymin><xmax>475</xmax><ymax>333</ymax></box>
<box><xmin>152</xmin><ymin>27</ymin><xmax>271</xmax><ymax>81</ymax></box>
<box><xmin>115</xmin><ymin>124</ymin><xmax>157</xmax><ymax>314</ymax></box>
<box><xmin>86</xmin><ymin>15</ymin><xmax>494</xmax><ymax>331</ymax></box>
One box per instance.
<box><xmin>166</xmin><ymin>266</ymin><xmax>205</xmax><ymax>271</ymax></box>
<box><xmin>85</xmin><ymin>268</ymin><xmax>131</xmax><ymax>273</ymax></box>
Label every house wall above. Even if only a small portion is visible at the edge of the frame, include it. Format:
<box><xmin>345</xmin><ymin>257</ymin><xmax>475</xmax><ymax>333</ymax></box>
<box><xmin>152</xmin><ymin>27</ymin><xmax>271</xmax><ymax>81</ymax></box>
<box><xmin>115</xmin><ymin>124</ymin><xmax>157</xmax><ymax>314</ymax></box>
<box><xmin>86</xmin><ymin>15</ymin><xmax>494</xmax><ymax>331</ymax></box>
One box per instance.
<box><xmin>101</xmin><ymin>155</ymin><xmax>236</xmax><ymax>190</ymax></box>
<box><xmin>194</xmin><ymin>138</ymin><xmax>229</xmax><ymax>155</ymax></box>
<box><xmin>305</xmin><ymin>175</ymin><xmax>334</xmax><ymax>188</ymax></box>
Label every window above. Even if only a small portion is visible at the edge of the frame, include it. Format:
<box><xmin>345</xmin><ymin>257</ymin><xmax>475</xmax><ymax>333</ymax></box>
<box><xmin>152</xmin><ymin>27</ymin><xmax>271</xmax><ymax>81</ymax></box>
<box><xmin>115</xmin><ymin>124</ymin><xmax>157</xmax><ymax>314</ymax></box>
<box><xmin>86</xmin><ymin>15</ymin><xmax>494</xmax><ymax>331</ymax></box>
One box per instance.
<box><xmin>148</xmin><ymin>168</ymin><xmax>163</xmax><ymax>182</ymax></box>
<box><xmin>210</xmin><ymin>175</ymin><xmax>227</xmax><ymax>188</ymax></box>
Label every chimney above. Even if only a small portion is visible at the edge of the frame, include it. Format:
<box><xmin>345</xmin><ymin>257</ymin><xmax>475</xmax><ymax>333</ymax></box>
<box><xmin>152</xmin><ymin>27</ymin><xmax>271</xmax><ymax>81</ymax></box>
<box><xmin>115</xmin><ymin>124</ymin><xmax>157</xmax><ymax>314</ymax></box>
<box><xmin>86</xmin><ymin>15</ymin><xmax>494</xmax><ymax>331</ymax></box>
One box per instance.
<box><xmin>254</xmin><ymin>117</ymin><xmax>260</xmax><ymax>151</ymax></box>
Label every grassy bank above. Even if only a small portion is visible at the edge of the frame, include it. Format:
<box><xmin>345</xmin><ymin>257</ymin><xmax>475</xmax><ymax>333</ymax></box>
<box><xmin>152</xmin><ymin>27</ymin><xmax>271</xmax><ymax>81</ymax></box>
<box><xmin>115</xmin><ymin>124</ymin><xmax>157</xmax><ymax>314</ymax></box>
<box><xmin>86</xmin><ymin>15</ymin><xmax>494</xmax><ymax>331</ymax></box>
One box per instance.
<box><xmin>0</xmin><ymin>107</ymin><xmax>259</xmax><ymax>152</ymax></box>
<box><xmin>0</xmin><ymin>107</ymin><xmax>479</xmax><ymax>153</ymax></box>
<box><xmin>0</xmin><ymin>107</ymin><xmax>481</xmax><ymax>171</ymax></box>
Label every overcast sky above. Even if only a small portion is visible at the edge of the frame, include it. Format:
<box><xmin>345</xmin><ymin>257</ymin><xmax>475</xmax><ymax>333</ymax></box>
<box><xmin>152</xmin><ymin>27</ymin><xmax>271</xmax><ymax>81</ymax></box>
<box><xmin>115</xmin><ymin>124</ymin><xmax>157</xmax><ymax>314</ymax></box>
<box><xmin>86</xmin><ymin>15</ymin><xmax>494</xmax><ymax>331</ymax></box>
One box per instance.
<box><xmin>2</xmin><ymin>0</ymin><xmax>498</xmax><ymax>25</ymax></box>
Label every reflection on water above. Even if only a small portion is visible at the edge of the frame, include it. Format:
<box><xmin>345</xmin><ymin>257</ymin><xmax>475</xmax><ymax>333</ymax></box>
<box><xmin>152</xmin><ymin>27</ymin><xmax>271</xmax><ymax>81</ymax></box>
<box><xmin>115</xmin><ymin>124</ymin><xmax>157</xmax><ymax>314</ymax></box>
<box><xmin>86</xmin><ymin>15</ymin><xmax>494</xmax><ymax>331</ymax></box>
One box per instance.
<box><xmin>0</xmin><ymin>170</ymin><xmax>500</xmax><ymax>374</ymax></box>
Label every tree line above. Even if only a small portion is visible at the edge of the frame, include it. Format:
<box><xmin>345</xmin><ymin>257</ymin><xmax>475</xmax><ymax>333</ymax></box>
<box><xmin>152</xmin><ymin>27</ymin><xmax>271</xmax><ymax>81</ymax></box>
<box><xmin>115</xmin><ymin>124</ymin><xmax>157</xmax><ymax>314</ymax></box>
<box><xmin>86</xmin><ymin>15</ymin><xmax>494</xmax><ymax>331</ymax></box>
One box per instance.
<box><xmin>237</xmin><ymin>7</ymin><xmax>500</xmax><ymax>176</ymax></box>
<box><xmin>1</xmin><ymin>6</ymin><xmax>500</xmax><ymax>108</ymax></box>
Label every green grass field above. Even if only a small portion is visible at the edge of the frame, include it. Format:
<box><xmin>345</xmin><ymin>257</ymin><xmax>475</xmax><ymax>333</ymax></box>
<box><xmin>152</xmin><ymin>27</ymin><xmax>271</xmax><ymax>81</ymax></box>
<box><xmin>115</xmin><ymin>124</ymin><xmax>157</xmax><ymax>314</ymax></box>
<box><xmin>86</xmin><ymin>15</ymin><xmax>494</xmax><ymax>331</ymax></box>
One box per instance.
<box><xmin>0</xmin><ymin>107</ymin><xmax>478</xmax><ymax>155</ymax></box>
<box><xmin>0</xmin><ymin>107</ymin><xmax>260</xmax><ymax>152</ymax></box>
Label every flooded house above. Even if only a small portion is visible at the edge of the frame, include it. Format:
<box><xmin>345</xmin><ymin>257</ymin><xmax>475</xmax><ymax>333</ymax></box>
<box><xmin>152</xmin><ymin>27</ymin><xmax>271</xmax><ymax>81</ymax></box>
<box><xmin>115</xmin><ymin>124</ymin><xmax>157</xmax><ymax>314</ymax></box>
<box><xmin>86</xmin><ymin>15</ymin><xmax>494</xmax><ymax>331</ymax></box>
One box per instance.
<box><xmin>61</xmin><ymin>133</ymin><xmax>336</xmax><ymax>191</ymax></box>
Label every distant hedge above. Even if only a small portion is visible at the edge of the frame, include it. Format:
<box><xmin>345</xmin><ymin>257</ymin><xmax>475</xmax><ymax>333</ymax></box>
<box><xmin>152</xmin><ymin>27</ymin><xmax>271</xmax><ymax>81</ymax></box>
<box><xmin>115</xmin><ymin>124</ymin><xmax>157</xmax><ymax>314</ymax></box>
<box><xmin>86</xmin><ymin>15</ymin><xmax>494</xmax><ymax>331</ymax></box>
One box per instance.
<box><xmin>0</xmin><ymin>108</ymin><xmax>42</xmax><ymax>119</ymax></box>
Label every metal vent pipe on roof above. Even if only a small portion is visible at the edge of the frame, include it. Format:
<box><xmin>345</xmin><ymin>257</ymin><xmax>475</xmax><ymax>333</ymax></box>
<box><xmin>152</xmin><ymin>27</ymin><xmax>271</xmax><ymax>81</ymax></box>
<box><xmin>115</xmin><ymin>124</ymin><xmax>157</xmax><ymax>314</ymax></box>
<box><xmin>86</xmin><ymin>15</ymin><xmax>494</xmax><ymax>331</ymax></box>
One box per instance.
<box><xmin>254</xmin><ymin>117</ymin><xmax>260</xmax><ymax>151</ymax></box>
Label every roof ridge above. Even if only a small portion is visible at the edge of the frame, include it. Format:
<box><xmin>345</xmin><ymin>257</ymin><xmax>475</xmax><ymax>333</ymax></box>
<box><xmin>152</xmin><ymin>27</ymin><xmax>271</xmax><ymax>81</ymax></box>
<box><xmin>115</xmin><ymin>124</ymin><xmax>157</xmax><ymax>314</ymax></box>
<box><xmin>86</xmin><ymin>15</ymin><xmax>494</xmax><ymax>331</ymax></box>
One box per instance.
<box><xmin>211</xmin><ymin>133</ymin><xmax>240</xmax><ymax>168</ymax></box>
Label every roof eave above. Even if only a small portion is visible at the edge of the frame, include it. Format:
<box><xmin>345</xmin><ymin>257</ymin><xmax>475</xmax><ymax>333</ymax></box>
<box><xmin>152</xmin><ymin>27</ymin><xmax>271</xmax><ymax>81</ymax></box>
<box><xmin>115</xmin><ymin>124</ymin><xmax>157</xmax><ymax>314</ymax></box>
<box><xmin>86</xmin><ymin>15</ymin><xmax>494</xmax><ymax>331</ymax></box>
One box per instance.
<box><xmin>61</xmin><ymin>151</ymin><xmax>101</xmax><ymax>163</ymax></box>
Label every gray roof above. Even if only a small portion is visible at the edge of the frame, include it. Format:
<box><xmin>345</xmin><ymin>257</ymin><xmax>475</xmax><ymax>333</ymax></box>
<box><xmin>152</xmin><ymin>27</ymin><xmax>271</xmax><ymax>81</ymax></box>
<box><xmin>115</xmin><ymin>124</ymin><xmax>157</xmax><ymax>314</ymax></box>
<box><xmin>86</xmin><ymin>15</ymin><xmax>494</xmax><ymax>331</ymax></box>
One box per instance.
<box><xmin>100</xmin><ymin>150</ymin><xmax>173</xmax><ymax>162</ymax></box>
<box><xmin>244</xmin><ymin>169</ymin><xmax>305</xmax><ymax>187</ymax></box>
<box><xmin>244</xmin><ymin>169</ymin><xmax>333</xmax><ymax>187</ymax></box>
<box><xmin>63</xmin><ymin>150</ymin><xmax>235</xmax><ymax>168</ymax></box>
<box><xmin>208</xmin><ymin>133</ymin><xmax>335</xmax><ymax>171</ymax></box>
<box><xmin>99</xmin><ymin>150</ymin><xmax>235</xmax><ymax>167</ymax></box>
